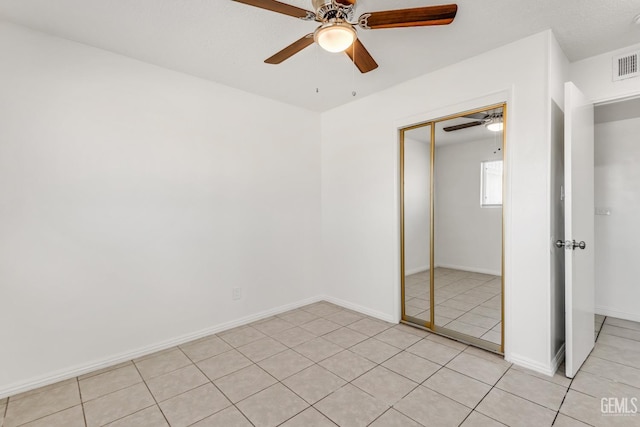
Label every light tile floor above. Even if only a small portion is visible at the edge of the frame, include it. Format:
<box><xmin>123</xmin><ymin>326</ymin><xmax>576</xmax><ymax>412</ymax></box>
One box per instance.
<box><xmin>2</xmin><ymin>302</ymin><xmax>639</xmax><ymax>426</ymax></box>
<box><xmin>404</xmin><ymin>268</ymin><xmax>502</xmax><ymax>344</ymax></box>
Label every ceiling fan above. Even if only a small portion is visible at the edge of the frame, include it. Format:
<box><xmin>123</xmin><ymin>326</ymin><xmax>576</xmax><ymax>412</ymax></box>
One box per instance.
<box><xmin>443</xmin><ymin>112</ymin><xmax>504</xmax><ymax>132</ymax></box>
<box><xmin>232</xmin><ymin>0</ymin><xmax>458</xmax><ymax>73</ymax></box>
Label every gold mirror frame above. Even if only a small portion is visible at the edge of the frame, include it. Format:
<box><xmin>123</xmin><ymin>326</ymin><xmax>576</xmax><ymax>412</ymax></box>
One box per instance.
<box><xmin>400</xmin><ymin>102</ymin><xmax>507</xmax><ymax>354</ymax></box>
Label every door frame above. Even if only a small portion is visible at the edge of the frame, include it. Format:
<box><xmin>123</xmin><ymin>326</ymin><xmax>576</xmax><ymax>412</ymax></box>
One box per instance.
<box><xmin>590</xmin><ymin>93</ymin><xmax>640</xmax><ymax>323</ymax></box>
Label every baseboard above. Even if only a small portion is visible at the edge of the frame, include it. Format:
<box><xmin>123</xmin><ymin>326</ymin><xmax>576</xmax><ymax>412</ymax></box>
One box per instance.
<box><xmin>506</xmin><ymin>352</ymin><xmax>556</xmax><ymax>377</ymax></box>
<box><xmin>596</xmin><ymin>305</ymin><xmax>640</xmax><ymax>323</ymax></box>
<box><xmin>436</xmin><ymin>263</ymin><xmax>501</xmax><ymax>276</ymax></box>
<box><xmin>0</xmin><ymin>295</ymin><xmax>324</xmax><ymax>399</ymax></box>
<box><xmin>322</xmin><ymin>295</ymin><xmax>397</xmax><ymax>324</ymax></box>
<box><xmin>405</xmin><ymin>265</ymin><xmax>429</xmax><ymax>276</ymax></box>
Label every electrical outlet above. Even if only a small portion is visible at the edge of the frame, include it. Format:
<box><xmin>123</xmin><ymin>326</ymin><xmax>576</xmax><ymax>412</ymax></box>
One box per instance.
<box><xmin>232</xmin><ymin>287</ymin><xmax>242</xmax><ymax>301</ymax></box>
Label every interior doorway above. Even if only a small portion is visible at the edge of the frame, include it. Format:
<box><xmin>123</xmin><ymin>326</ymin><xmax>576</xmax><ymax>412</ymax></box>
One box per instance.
<box><xmin>593</xmin><ymin>97</ymin><xmax>640</xmax><ymax>323</ymax></box>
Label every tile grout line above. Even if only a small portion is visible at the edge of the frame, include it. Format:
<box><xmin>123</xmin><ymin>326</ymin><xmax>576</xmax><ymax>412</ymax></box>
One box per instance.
<box><xmin>548</xmin><ymin>315</ymin><xmax>607</xmax><ymax>427</ymax></box>
<box><xmin>77</xmin><ymin>377</ymin><xmax>88</xmax><ymax>427</ymax></box>
<box><xmin>2</xmin><ymin>396</ymin><xmax>7</xmax><ymax>425</ymax></box>
<box><xmin>131</xmin><ymin>359</ymin><xmax>172</xmax><ymax>427</ymax></box>
<box><xmin>601</xmin><ymin>322</ymin><xmax>640</xmax><ymax>334</ymax></box>
<box><xmin>74</xmin><ymin>375</ymin><xmax>145</xmax><ymax>405</ymax></box>
<box><xmin>488</xmin><ymin>379</ymin><xmax>570</xmax><ymax>421</ymax></box>
<box><xmin>5</xmin><ymin>379</ymin><xmax>76</xmax><ymax>404</ymax></box>
<box><xmin>456</xmin><ymin>365</ymin><xmax>513</xmax><ymax>427</ymax></box>
<box><xmin>551</xmin><ymin>374</ymin><xmax>578</xmax><ymax>426</ymax></box>
<box><xmin>581</xmin><ymin>353</ymin><xmax>640</xmax><ymax>391</ymax></box>
<box><xmin>179</xmin><ymin>344</ymin><xmax>257</xmax><ymax>427</ymax></box>
<box><xmin>364</xmin><ymin>407</ymin><xmax>404</xmax><ymax>426</ymax></box>
<box><xmin>366</xmin><ymin>362</ymin><xmax>450</xmax><ymax>427</ymax></box>
<box><xmin>3</xmin><ymin>383</ymin><xmax>84</xmax><ymax>427</ymax></box>
<box><xmin>407</xmin><ymin>292</ymin><xmax>502</xmax><ymax>341</ymax></box>
<box><xmin>585</xmin><ymin>349</ymin><xmax>640</xmax><ymax>371</ymax></box>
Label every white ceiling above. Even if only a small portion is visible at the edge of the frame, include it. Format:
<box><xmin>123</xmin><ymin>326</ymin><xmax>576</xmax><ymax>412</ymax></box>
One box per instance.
<box><xmin>1</xmin><ymin>0</ymin><xmax>640</xmax><ymax>112</ymax></box>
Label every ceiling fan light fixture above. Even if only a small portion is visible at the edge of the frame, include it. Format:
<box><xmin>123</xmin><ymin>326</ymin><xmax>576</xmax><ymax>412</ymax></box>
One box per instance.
<box><xmin>486</xmin><ymin>121</ymin><xmax>503</xmax><ymax>132</ymax></box>
<box><xmin>314</xmin><ymin>22</ymin><xmax>356</xmax><ymax>53</ymax></box>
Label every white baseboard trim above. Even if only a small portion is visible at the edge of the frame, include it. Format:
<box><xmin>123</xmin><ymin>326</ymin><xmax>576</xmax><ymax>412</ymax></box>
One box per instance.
<box><xmin>596</xmin><ymin>306</ymin><xmax>640</xmax><ymax>323</ymax></box>
<box><xmin>0</xmin><ymin>295</ymin><xmax>324</xmax><ymax>399</ymax></box>
<box><xmin>506</xmin><ymin>352</ymin><xmax>556</xmax><ymax>377</ymax></box>
<box><xmin>437</xmin><ymin>263</ymin><xmax>501</xmax><ymax>276</ymax></box>
<box><xmin>322</xmin><ymin>295</ymin><xmax>397</xmax><ymax>324</ymax></box>
<box><xmin>405</xmin><ymin>266</ymin><xmax>429</xmax><ymax>276</ymax></box>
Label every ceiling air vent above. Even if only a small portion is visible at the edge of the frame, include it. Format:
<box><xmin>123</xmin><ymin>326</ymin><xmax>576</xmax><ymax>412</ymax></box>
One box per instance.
<box><xmin>613</xmin><ymin>51</ymin><xmax>640</xmax><ymax>81</ymax></box>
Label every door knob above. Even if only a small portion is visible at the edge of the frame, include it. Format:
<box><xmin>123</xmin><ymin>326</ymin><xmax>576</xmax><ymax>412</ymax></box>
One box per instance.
<box><xmin>555</xmin><ymin>240</ymin><xmax>586</xmax><ymax>250</ymax></box>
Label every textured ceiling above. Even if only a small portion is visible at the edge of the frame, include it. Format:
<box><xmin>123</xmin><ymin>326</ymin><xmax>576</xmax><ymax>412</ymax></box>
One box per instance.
<box><xmin>1</xmin><ymin>0</ymin><xmax>640</xmax><ymax>111</ymax></box>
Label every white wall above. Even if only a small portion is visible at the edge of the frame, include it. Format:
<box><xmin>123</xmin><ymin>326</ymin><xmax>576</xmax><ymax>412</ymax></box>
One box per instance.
<box><xmin>434</xmin><ymin>138</ymin><xmax>502</xmax><ymax>275</ymax></box>
<box><xmin>321</xmin><ymin>31</ymin><xmax>557</xmax><ymax>373</ymax></box>
<box><xmin>403</xmin><ymin>137</ymin><xmax>430</xmax><ymax>274</ymax></box>
<box><xmin>0</xmin><ymin>22</ymin><xmax>321</xmax><ymax>396</ymax></box>
<box><xmin>571</xmin><ymin>41</ymin><xmax>640</xmax><ymax>103</ymax></box>
<box><xmin>594</xmin><ymin>115</ymin><xmax>640</xmax><ymax>322</ymax></box>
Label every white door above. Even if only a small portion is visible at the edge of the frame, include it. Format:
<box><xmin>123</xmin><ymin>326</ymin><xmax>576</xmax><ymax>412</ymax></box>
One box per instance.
<box><xmin>564</xmin><ymin>82</ymin><xmax>595</xmax><ymax>378</ymax></box>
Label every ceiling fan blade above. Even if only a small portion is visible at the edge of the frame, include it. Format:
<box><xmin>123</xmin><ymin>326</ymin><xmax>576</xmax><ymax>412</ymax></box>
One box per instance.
<box><xmin>345</xmin><ymin>39</ymin><xmax>379</xmax><ymax>73</ymax></box>
<box><xmin>265</xmin><ymin>34</ymin><xmax>315</xmax><ymax>64</ymax></box>
<box><xmin>463</xmin><ymin>113</ymin><xmax>489</xmax><ymax>120</ymax></box>
<box><xmin>443</xmin><ymin>121</ymin><xmax>483</xmax><ymax>132</ymax></box>
<box><xmin>464</xmin><ymin>111</ymin><xmax>503</xmax><ymax>120</ymax></box>
<box><xmin>359</xmin><ymin>4</ymin><xmax>458</xmax><ymax>30</ymax></box>
<box><xmin>233</xmin><ymin>0</ymin><xmax>314</xmax><ymax>19</ymax></box>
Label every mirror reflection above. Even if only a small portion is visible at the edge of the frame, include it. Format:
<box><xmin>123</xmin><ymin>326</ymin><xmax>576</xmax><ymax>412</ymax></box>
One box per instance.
<box><xmin>402</xmin><ymin>125</ymin><xmax>431</xmax><ymax>325</ymax></box>
<box><xmin>433</xmin><ymin>107</ymin><xmax>503</xmax><ymax>345</ymax></box>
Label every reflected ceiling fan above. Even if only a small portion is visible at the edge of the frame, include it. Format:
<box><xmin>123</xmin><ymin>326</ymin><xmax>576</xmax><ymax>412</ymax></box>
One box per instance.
<box><xmin>443</xmin><ymin>112</ymin><xmax>504</xmax><ymax>132</ymax></box>
<box><xmin>233</xmin><ymin>0</ymin><xmax>458</xmax><ymax>73</ymax></box>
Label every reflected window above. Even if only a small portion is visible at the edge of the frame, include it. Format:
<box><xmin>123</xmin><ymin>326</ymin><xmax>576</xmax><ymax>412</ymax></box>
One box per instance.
<box><xmin>481</xmin><ymin>160</ymin><xmax>503</xmax><ymax>207</ymax></box>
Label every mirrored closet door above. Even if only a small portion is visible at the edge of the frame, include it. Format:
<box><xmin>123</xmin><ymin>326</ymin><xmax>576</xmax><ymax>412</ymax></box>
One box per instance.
<box><xmin>401</xmin><ymin>124</ymin><xmax>432</xmax><ymax>327</ymax></box>
<box><xmin>400</xmin><ymin>104</ymin><xmax>505</xmax><ymax>353</ymax></box>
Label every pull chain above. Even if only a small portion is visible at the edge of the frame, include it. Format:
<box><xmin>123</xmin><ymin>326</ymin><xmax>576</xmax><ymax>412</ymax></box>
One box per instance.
<box><xmin>315</xmin><ymin>43</ymin><xmax>320</xmax><ymax>94</ymax></box>
<box><xmin>351</xmin><ymin>42</ymin><xmax>357</xmax><ymax>97</ymax></box>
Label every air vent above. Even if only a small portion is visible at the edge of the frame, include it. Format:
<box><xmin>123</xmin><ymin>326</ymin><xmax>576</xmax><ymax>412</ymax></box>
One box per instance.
<box><xmin>613</xmin><ymin>51</ymin><xmax>640</xmax><ymax>81</ymax></box>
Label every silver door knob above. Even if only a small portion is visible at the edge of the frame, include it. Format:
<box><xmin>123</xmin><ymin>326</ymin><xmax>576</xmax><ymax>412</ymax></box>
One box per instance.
<box><xmin>555</xmin><ymin>240</ymin><xmax>586</xmax><ymax>250</ymax></box>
